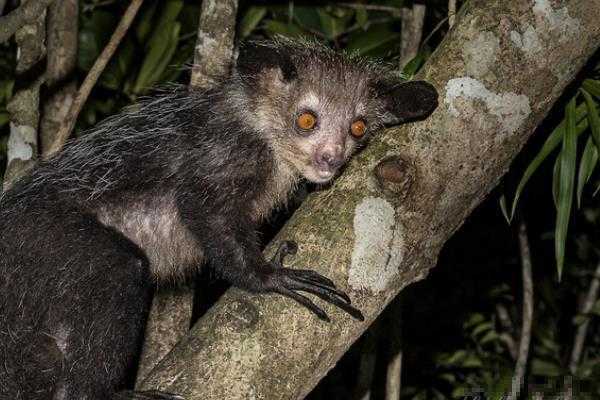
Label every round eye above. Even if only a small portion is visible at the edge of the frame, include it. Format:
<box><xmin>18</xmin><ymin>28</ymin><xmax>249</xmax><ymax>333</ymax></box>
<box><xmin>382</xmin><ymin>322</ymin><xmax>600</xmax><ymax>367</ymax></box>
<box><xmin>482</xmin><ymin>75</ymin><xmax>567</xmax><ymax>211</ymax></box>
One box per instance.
<box><xmin>296</xmin><ymin>112</ymin><xmax>317</xmax><ymax>131</ymax></box>
<box><xmin>350</xmin><ymin>120</ymin><xmax>367</xmax><ymax>138</ymax></box>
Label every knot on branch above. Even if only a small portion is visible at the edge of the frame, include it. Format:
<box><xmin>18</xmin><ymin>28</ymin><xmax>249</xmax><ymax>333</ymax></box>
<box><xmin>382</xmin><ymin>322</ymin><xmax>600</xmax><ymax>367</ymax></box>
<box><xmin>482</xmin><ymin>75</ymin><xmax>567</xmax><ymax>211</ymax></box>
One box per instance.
<box><xmin>374</xmin><ymin>155</ymin><xmax>415</xmax><ymax>201</ymax></box>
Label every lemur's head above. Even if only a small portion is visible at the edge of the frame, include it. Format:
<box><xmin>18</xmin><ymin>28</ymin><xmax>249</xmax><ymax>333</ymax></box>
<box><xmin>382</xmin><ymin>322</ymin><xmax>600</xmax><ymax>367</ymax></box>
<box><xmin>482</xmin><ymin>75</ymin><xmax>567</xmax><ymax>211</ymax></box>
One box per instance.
<box><xmin>235</xmin><ymin>39</ymin><xmax>438</xmax><ymax>184</ymax></box>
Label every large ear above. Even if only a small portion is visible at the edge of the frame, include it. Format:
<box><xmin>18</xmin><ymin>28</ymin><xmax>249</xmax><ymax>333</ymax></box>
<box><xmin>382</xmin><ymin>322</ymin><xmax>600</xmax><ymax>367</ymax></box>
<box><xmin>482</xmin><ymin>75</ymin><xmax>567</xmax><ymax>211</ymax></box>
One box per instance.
<box><xmin>236</xmin><ymin>42</ymin><xmax>298</xmax><ymax>82</ymax></box>
<box><xmin>374</xmin><ymin>79</ymin><xmax>439</xmax><ymax>125</ymax></box>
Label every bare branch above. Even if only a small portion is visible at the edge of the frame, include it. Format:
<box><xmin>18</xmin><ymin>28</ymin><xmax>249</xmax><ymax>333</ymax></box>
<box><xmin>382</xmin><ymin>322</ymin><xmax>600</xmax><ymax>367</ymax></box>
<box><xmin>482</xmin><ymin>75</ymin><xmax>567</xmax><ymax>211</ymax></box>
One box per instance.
<box><xmin>190</xmin><ymin>0</ymin><xmax>238</xmax><ymax>88</ymax></box>
<box><xmin>399</xmin><ymin>4</ymin><xmax>426</xmax><ymax>70</ymax></box>
<box><xmin>0</xmin><ymin>0</ymin><xmax>55</xmax><ymax>44</ymax></box>
<box><xmin>4</xmin><ymin>0</ymin><xmax>46</xmax><ymax>188</ymax></box>
<box><xmin>448</xmin><ymin>0</ymin><xmax>457</xmax><ymax>28</ymax></box>
<box><xmin>40</xmin><ymin>0</ymin><xmax>78</xmax><ymax>157</ymax></box>
<box><xmin>47</xmin><ymin>0</ymin><xmax>144</xmax><ymax>158</ymax></box>
<box><xmin>336</xmin><ymin>3</ymin><xmax>402</xmax><ymax>14</ymax></box>
<box><xmin>507</xmin><ymin>221</ymin><xmax>534</xmax><ymax>400</ymax></box>
<box><xmin>568</xmin><ymin>261</ymin><xmax>600</xmax><ymax>373</ymax></box>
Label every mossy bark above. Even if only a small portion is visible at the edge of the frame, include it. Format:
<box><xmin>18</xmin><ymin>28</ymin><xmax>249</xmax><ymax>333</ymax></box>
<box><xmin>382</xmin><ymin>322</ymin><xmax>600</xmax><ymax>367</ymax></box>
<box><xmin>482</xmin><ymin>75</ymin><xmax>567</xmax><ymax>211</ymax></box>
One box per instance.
<box><xmin>141</xmin><ymin>0</ymin><xmax>600</xmax><ymax>398</ymax></box>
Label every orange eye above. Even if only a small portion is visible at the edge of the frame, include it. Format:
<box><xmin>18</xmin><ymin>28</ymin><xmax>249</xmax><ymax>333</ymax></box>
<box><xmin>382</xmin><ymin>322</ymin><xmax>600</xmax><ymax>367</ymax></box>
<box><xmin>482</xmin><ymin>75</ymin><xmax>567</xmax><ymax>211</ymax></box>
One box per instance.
<box><xmin>296</xmin><ymin>112</ymin><xmax>317</xmax><ymax>130</ymax></box>
<box><xmin>350</xmin><ymin>120</ymin><xmax>367</xmax><ymax>138</ymax></box>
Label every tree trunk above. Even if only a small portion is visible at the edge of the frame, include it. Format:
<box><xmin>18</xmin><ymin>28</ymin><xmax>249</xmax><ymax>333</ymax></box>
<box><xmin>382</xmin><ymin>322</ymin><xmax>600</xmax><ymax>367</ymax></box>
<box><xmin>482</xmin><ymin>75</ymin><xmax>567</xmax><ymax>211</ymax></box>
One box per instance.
<box><xmin>140</xmin><ymin>0</ymin><xmax>600</xmax><ymax>398</ymax></box>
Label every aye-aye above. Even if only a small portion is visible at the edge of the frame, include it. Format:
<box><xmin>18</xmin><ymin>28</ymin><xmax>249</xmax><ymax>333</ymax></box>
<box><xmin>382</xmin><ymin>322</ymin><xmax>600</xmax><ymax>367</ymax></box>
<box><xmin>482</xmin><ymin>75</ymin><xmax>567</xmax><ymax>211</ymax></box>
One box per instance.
<box><xmin>0</xmin><ymin>39</ymin><xmax>438</xmax><ymax>400</ymax></box>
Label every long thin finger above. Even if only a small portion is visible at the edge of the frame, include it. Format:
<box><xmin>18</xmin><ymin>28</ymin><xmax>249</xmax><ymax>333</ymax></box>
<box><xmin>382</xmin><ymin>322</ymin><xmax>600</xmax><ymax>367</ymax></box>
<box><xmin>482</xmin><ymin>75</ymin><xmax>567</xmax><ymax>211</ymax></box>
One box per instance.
<box><xmin>288</xmin><ymin>280</ymin><xmax>364</xmax><ymax>321</ymax></box>
<box><xmin>289</xmin><ymin>269</ymin><xmax>336</xmax><ymax>287</ymax></box>
<box><xmin>292</xmin><ymin>276</ymin><xmax>352</xmax><ymax>304</ymax></box>
<box><xmin>277</xmin><ymin>287</ymin><xmax>330</xmax><ymax>322</ymax></box>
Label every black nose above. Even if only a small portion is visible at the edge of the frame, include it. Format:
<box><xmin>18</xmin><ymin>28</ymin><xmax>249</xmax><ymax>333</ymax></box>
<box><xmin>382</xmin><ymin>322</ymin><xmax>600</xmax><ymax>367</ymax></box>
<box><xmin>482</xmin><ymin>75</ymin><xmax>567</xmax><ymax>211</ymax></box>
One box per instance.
<box><xmin>316</xmin><ymin>152</ymin><xmax>343</xmax><ymax>170</ymax></box>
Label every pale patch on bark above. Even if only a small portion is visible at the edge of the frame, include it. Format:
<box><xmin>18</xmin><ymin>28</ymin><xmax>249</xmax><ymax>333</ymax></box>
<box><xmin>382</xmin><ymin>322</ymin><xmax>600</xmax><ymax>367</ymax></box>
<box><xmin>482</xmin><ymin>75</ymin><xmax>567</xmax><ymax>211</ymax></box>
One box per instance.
<box><xmin>444</xmin><ymin>77</ymin><xmax>531</xmax><ymax>135</ymax></box>
<box><xmin>510</xmin><ymin>0</ymin><xmax>581</xmax><ymax>87</ymax></box>
<box><xmin>462</xmin><ymin>31</ymin><xmax>499</xmax><ymax>78</ymax></box>
<box><xmin>7</xmin><ymin>122</ymin><xmax>35</xmax><ymax>163</ymax></box>
<box><xmin>348</xmin><ymin>197</ymin><xmax>404</xmax><ymax>293</ymax></box>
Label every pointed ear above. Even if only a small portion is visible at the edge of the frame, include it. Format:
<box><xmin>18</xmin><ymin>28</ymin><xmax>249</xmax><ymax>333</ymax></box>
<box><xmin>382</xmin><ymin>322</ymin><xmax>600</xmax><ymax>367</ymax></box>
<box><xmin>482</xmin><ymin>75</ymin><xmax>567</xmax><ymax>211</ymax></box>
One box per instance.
<box><xmin>374</xmin><ymin>79</ymin><xmax>439</xmax><ymax>125</ymax></box>
<box><xmin>236</xmin><ymin>42</ymin><xmax>298</xmax><ymax>82</ymax></box>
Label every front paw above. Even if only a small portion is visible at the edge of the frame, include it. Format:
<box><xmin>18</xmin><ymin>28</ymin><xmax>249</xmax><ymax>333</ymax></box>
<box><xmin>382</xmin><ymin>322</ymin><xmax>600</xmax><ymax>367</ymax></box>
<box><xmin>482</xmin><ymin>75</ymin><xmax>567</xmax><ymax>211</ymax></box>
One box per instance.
<box><xmin>265</xmin><ymin>241</ymin><xmax>364</xmax><ymax>322</ymax></box>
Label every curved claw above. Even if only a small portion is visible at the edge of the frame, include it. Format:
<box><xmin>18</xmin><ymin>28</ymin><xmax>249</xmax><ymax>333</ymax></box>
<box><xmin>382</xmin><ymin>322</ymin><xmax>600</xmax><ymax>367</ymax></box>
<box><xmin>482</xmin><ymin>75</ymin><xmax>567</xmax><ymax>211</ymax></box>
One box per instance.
<box><xmin>272</xmin><ymin>268</ymin><xmax>364</xmax><ymax>321</ymax></box>
<box><xmin>277</xmin><ymin>286</ymin><xmax>330</xmax><ymax>322</ymax></box>
<box><xmin>114</xmin><ymin>390</ymin><xmax>185</xmax><ymax>400</ymax></box>
<box><xmin>284</xmin><ymin>273</ymin><xmax>364</xmax><ymax>321</ymax></box>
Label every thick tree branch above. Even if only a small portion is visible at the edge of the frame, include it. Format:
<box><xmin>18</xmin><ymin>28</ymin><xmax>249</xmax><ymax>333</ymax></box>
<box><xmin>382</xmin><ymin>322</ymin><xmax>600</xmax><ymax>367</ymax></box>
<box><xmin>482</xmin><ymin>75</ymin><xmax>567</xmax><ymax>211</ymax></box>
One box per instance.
<box><xmin>4</xmin><ymin>0</ymin><xmax>46</xmax><ymax>188</ymax></box>
<box><xmin>47</xmin><ymin>0</ymin><xmax>143</xmax><ymax>157</ymax></box>
<box><xmin>190</xmin><ymin>0</ymin><xmax>238</xmax><ymax>88</ymax></box>
<box><xmin>0</xmin><ymin>0</ymin><xmax>55</xmax><ymax>44</ymax></box>
<box><xmin>140</xmin><ymin>1</ymin><xmax>600</xmax><ymax>398</ymax></box>
<box><xmin>40</xmin><ymin>0</ymin><xmax>78</xmax><ymax>156</ymax></box>
<box><xmin>136</xmin><ymin>0</ymin><xmax>239</xmax><ymax>383</ymax></box>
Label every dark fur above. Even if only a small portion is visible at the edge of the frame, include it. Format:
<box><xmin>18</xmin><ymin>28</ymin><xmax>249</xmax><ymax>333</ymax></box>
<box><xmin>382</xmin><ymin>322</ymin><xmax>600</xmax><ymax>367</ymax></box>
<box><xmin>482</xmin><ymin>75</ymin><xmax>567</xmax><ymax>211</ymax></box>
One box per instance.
<box><xmin>0</xmin><ymin>39</ymin><xmax>438</xmax><ymax>400</ymax></box>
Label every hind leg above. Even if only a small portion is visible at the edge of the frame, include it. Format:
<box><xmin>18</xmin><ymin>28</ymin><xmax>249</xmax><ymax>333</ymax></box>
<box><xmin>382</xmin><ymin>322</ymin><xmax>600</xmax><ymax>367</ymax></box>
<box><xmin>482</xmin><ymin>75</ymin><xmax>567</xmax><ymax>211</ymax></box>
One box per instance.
<box><xmin>40</xmin><ymin>220</ymin><xmax>155</xmax><ymax>400</ymax></box>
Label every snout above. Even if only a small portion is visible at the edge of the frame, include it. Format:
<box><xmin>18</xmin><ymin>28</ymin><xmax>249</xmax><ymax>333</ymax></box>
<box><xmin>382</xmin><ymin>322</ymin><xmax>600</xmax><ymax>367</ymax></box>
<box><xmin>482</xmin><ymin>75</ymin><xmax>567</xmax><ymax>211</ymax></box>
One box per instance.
<box><xmin>313</xmin><ymin>150</ymin><xmax>344</xmax><ymax>180</ymax></box>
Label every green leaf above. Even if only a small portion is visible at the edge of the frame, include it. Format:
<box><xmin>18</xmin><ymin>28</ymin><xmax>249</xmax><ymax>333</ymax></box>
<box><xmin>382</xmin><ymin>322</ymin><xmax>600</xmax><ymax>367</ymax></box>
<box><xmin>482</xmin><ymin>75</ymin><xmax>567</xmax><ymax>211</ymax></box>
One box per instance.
<box><xmin>263</xmin><ymin>20</ymin><xmax>304</xmax><ymax>38</ymax></box>
<box><xmin>582</xmin><ymin>89</ymin><xmax>600</xmax><ymax>154</ymax></box>
<box><xmin>552</xmin><ymin>153</ymin><xmax>561</xmax><ymax>209</ymax></box>
<box><xmin>531</xmin><ymin>358</ymin><xmax>561</xmax><ymax>377</ymax></box>
<box><xmin>402</xmin><ymin>52</ymin><xmax>426</xmax><ymax>78</ymax></box>
<box><xmin>555</xmin><ymin>98</ymin><xmax>578</xmax><ymax>280</ymax></box>
<box><xmin>135</xmin><ymin>1</ymin><xmax>159</xmax><ymax>43</ymax></box>
<box><xmin>99</xmin><ymin>37</ymin><xmax>135</xmax><ymax>90</ymax></box>
<box><xmin>292</xmin><ymin>7</ymin><xmax>322</xmax><ymax>32</ymax></box>
<box><xmin>316</xmin><ymin>9</ymin><xmax>346</xmax><ymax>40</ymax></box>
<box><xmin>134</xmin><ymin>0</ymin><xmax>183</xmax><ymax>93</ymax></box>
<box><xmin>0</xmin><ymin>111</ymin><xmax>9</xmax><ymax>128</ymax></box>
<box><xmin>583</xmin><ymin>79</ymin><xmax>600</xmax><ymax>99</ymax></box>
<box><xmin>576</xmin><ymin>136</ymin><xmax>599</xmax><ymax>207</ymax></box>
<box><xmin>239</xmin><ymin>6</ymin><xmax>267</xmax><ymax>39</ymax></box>
<box><xmin>470</xmin><ymin>321</ymin><xmax>493</xmax><ymax>337</ymax></box>
<box><xmin>147</xmin><ymin>22</ymin><xmax>181</xmax><ymax>88</ymax></box>
<box><xmin>355</xmin><ymin>6</ymin><xmax>368</xmax><ymax>28</ymax></box>
<box><xmin>78</xmin><ymin>10</ymin><xmax>116</xmax><ymax>71</ymax></box>
<box><xmin>345</xmin><ymin>23</ymin><xmax>401</xmax><ymax>57</ymax></box>
<box><xmin>499</xmin><ymin>194</ymin><xmax>510</xmax><ymax>224</ymax></box>
<box><xmin>479</xmin><ymin>330</ymin><xmax>500</xmax><ymax>345</ymax></box>
<box><xmin>506</xmin><ymin>102</ymin><xmax>589</xmax><ymax>222</ymax></box>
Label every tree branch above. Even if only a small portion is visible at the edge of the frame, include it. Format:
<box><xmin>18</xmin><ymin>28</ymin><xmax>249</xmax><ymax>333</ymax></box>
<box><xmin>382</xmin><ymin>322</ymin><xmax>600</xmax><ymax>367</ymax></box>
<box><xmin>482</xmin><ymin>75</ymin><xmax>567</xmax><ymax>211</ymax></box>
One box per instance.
<box><xmin>507</xmin><ymin>221</ymin><xmax>534</xmax><ymax>400</ymax></box>
<box><xmin>448</xmin><ymin>0</ymin><xmax>457</xmax><ymax>28</ymax></box>
<box><xmin>139</xmin><ymin>1</ymin><xmax>600</xmax><ymax>398</ymax></box>
<box><xmin>4</xmin><ymin>0</ymin><xmax>46</xmax><ymax>188</ymax></box>
<box><xmin>40</xmin><ymin>0</ymin><xmax>78</xmax><ymax>157</ymax></box>
<box><xmin>190</xmin><ymin>0</ymin><xmax>238</xmax><ymax>88</ymax></box>
<box><xmin>568</xmin><ymin>260</ymin><xmax>600</xmax><ymax>373</ymax></box>
<box><xmin>0</xmin><ymin>0</ymin><xmax>55</xmax><ymax>44</ymax></box>
<box><xmin>46</xmin><ymin>0</ymin><xmax>144</xmax><ymax>158</ymax></box>
<box><xmin>399</xmin><ymin>4</ymin><xmax>426</xmax><ymax>69</ymax></box>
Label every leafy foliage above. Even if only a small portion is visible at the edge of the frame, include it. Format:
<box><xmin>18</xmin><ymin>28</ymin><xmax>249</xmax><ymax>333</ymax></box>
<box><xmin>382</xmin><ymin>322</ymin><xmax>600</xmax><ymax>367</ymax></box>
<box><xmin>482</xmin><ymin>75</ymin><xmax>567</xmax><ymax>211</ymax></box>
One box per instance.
<box><xmin>502</xmin><ymin>65</ymin><xmax>600</xmax><ymax>278</ymax></box>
